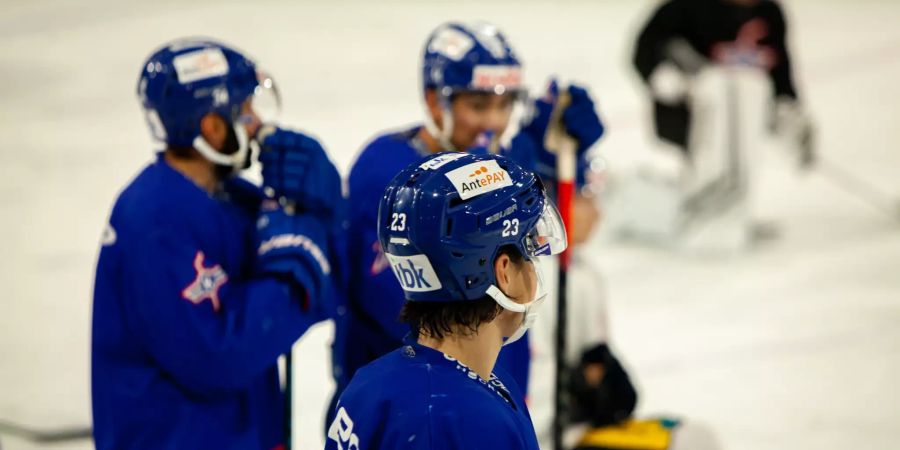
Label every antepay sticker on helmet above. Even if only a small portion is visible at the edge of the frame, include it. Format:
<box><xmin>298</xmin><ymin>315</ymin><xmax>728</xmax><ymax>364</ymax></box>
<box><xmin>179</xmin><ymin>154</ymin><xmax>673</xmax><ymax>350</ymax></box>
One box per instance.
<box><xmin>385</xmin><ymin>253</ymin><xmax>443</xmax><ymax>292</ymax></box>
<box><xmin>445</xmin><ymin>160</ymin><xmax>513</xmax><ymax>200</ymax></box>
<box><xmin>428</xmin><ymin>26</ymin><xmax>475</xmax><ymax>62</ymax></box>
<box><xmin>173</xmin><ymin>48</ymin><xmax>229</xmax><ymax>84</ymax></box>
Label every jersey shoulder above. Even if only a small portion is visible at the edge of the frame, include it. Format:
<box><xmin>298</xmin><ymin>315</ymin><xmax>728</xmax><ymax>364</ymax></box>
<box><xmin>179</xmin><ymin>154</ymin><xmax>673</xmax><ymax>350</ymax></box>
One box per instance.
<box><xmin>348</xmin><ymin>126</ymin><xmax>425</xmax><ymax>191</ymax></box>
<box><xmin>341</xmin><ymin>346</ymin><xmax>430</xmax><ymax>399</ymax></box>
<box><xmin>108</xmin><ymin>155</ymin><xmax>222</xmax><ymax>241</ymax></box>
<box><xmin>109</xmin><ymin>159</ymin><xmax>176</xmax><ymax>231</ymax></box>
<box><xmin>337</xmin><ymin>347</ymin><xmax>532</xmax><ymax>447</ymax></box>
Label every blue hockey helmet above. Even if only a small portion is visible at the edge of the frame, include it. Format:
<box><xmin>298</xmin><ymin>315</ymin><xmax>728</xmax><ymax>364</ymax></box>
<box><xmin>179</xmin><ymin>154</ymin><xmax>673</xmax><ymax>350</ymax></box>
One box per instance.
<box><xmin>420</xmin><ymin>22</ymin><xmax>526</xmax><ymax>150</ymax></box>
<box><xmin>377</xmin><ymin>152</ymin><xmax>567</xmax><ymax>304</ymax></box>
<box><xmin>137</xmin><ymin>38</ymin><xmax>280</xmax><ymax>170</ymax></box>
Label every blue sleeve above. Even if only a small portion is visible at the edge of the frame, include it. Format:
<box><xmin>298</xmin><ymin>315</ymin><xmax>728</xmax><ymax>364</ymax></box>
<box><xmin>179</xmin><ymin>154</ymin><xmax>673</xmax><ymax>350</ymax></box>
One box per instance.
<box><xmin>506</xmin><ymin>133</ymin><xmax>540</xmax><ymax>174</ymax></box>
<box><xmin>120</xmin><ymin>224</ymin><xmax>320</xmax><ymax>395</ymax></box>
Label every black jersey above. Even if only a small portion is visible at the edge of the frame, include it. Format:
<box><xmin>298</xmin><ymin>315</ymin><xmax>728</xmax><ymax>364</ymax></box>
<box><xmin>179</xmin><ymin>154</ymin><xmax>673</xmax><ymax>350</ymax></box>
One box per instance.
<box><xmin>634</xmin><ymin>0</ymin><xmax>797</xmax><ymax>98</ymax></box>
<box><xmin>632</xmin><ymin>0</ymin><xmax>797</xmax><ymax>148</ymax></box>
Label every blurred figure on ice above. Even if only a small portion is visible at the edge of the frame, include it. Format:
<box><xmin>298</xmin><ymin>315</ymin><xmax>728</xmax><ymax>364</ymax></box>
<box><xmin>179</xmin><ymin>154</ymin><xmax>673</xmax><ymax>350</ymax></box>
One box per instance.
<box><xmin>606</xmin><ymin>0</ymin><xmax>815</xmax><ymax>252</ymax></box>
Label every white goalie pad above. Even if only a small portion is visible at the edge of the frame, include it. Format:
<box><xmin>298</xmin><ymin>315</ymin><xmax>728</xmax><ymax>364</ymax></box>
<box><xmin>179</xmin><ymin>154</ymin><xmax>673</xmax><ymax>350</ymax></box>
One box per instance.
<box><xmin>604</xmin><ymin>65</ymin><xmax>772</xmax><ymax>253</ymax></box>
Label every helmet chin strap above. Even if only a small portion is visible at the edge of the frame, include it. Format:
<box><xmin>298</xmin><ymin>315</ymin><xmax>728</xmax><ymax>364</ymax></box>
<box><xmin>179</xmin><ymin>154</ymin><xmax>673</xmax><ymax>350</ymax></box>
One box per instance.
<box><xmin>485</xmin><ymin>284</ymin><xmax>548</xmax><ymax>346</ymax></box>
<box><xmin>192</xmin><ymin>123</ymin><xmax>250</xmax><ymax>174</ymax></box>
<box><xmin>422</xmin><ymin>93</ymin><xmax>459</xmax><ymax>152</ymax></box>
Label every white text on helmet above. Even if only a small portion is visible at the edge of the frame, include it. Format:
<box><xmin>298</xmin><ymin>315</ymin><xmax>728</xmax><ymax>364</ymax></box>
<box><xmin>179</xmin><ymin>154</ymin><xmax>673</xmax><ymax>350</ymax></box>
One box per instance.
<box><xmin>385</xmin><ymin>253</ymin><xmax>443</xmax><ymax>292</ymax></box>
<box><xmin>471</xmin><ymin>66</ymin><xmax>522</xmax><ymax>91</ymax></box>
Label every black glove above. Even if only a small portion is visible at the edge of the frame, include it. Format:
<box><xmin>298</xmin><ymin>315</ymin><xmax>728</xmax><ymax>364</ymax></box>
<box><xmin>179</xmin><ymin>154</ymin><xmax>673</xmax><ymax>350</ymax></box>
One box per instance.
<box><xmin>568</xmin><ymin>343</ymin><xmax>638</xmax><ymax>427</ymax></box>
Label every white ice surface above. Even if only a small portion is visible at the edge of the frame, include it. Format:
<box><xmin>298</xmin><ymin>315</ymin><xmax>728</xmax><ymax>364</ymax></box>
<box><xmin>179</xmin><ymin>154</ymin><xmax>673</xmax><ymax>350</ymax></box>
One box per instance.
<box><xmin>1</xmin><ymin>1</ymin><xmax>898</xmax><ymax>449</ymax></box>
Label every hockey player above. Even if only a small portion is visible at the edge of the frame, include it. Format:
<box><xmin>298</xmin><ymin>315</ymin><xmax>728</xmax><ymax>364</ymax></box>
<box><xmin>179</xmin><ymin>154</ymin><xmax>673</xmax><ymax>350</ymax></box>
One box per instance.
<box><xmin>633</xmin><ymin>0</ymin><xmax>812</xmax><ymax>158</ymax></box>
<box><xmin>610</xmin><ymin>0</ymin><xmax>814</xmax><ymax>250</ymax></box>
<box><xmin>91</xmin><ymin>39</ymin><xmax>342</xmax><ymax>449</ymax></box>
<box><xmin>326</xmin><ymin>152</ymin><xmax>568</xmax><ymax>450</ymax></box>
<box><xmin>332</xmin><ymin>21</ymin><xmax>604</xmax><ymax>412</ymax></box>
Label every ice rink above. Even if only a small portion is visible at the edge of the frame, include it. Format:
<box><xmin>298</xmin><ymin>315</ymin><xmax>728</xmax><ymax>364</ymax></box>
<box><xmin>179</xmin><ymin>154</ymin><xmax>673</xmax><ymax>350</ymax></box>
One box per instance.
<box><xmin>1</xmin><ymin>0</ymin><xmax>898</xmax><ymax>448</ymax></box>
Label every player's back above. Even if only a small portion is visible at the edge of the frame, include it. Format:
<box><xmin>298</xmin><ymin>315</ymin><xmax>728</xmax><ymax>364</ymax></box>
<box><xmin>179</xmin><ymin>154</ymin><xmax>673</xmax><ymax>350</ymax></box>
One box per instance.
<box><xmin>327</xmin><ymin>342</ymin><xmax>540</xmax><ymax>450</ymax></box>
<box><xmin>92</xmin><ymin>154</ymin><xmax>282</xmax><ymax>449</ymax></box>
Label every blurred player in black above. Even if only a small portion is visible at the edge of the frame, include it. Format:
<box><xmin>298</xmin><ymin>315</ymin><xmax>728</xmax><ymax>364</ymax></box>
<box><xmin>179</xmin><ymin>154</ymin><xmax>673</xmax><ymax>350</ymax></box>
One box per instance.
<box><xmin>633</xmin><ymin>0</ymin><xmax>812</xmax><ymax>162</ymax></box>
<box><xmin>605</xmin><ymin>0</ymin><xmax>815</xmax><ymax>250</ymax></box>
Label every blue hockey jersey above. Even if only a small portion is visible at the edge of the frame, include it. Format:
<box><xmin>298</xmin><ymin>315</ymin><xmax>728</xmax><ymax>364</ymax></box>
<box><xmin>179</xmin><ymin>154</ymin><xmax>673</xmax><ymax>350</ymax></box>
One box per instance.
<box><xmin>326</xmin><ymin>342</ymin><xmax>540</xmax><ymax>450</ymax></box>
<box><xmin>92</xmin><ymin>154</ymin><xmax>322</xmax><ymax>449</ymax></box>
<box><xmin>332</xmin><ymin>126</ymin><xmax>538</xmax><ymax>400</ymax></box>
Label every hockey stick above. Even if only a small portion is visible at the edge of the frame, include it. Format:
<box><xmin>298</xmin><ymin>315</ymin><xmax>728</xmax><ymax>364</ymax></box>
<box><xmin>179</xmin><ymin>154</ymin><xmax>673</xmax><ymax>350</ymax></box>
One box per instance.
<box><xmin>0</xmin><ymin>419</ymin><xmax>92</xmax><ymax>443</ymax></box>
<box><xmin>281</xmin><ymin>198</ymin><xmax>296</xmax><ymax>450</ymax></box>
<box><xmin>816</xmin><ymin>157</ymin><xmax>900</xmax><ymax>221</ymax></box>
<box><xmin>257</xmin><ymin>126</ymin><xmax>297</xmax><ymax>450</ymax></box>
<box><xmin>544</xmin><ymin>90</ymin><xmax>576</xmax><ymax>450</ymax></box>
<box><xmin>284</xmin><ymin>351</ymin><xmax>294</xmax><ymax>450</ymax></box>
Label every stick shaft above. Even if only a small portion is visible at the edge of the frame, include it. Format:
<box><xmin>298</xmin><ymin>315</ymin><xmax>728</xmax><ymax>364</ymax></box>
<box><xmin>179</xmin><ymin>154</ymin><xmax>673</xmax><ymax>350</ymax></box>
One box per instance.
<box><xmin>284</xmin><ymin>350</ymin><xmax>293</xmax><ymax>450</ymax></box>
<box><xmin>553</xmin><ymin>123</ymin><xmax>578</xmax><ymax>450</ymax></box>
<box><xmin>818</xmin><ymin>158</ymin><xmax>900</xmax><ymax>219</ymax></box>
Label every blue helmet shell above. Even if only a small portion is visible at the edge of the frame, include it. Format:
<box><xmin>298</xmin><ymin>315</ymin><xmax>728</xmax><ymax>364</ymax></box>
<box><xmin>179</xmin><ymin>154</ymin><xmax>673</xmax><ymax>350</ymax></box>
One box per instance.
<box><xmin>378</xmin><ymin>152</ymin><xmax>546</xmax><ymax>302</ymax></box>
<box><xmin>137</xmin><ymin>38</ymin><xmax>259</xmax><ymax>148</ymax></box>
<box><xmin>421</xmin><ymin>22</ymin><xmax>522</xmax><ymax>96</ymax></box>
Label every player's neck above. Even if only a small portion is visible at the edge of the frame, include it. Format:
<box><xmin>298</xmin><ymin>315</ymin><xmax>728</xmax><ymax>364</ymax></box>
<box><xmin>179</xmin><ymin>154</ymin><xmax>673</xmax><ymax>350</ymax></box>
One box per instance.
<box><xmin>164</xmin><ymin>151</ymin><xmax>219</xmax><ymax>193</ymax></box>
<box><xmin>418</xmin><ymin>323</ymin><xmax>503</xmax><ymax>381</ymax></box>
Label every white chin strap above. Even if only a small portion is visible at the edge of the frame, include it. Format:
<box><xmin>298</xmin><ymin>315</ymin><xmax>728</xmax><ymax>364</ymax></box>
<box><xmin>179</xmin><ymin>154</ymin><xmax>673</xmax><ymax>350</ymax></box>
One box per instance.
<box><xmin>191</xmin><ymin>123</ymin><xmax>250</xmax><ymax>173</ymax></box>
<box><xmin>422</xmin><ymin>95</ymin><xmax>458</xmax><ymax>152</ymax></box>
<box><xmin>485</xmin><ymin>284</ymin><xmax>547</xmax><ymax>346</ymax></box>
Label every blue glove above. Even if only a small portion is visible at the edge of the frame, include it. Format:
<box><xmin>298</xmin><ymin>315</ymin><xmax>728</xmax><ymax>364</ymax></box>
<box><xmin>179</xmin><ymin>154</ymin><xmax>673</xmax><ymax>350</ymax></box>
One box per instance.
<box><xmin>258</xmin><ymin>127</ymin><xmax>342</xmax><ymax>221</ymax></box>
<box><xmin>254</xmin><ymin>199</ymin><xmax>332</xmax><ymax>311</ymax></box>
<box><xmin>560</xmin><ymin>84</ymin><xmax>605</xmax><ymax>150</ymax></box>
<box><xmin>521</xmin><ymin>80</ymin><xmax>605</xmax><ymax>184</ymax></box>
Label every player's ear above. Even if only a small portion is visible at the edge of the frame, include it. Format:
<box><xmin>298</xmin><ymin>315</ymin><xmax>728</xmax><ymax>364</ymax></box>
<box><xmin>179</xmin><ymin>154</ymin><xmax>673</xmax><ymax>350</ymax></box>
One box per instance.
<box><xmin>424</xmin><ymin>89</ymin><xmax>443</xmax><ymax>128</ymax></box>
<box><xmin>493</xmin><ymin>253</ymin><xmax>512</xmax><ymax>292</ymax></box>
<box><xmin>199</xmin><ymin>113</ymin><xmax>228</xmax><ymax>152</ymax></box>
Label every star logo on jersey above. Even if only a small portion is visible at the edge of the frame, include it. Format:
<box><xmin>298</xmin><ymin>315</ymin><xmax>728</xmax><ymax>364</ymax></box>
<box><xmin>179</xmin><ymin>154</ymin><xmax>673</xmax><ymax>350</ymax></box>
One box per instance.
<box><xmin>181</xmin><ymin>251</ymin><xmax>228</xmax><ymax>312</ymax></box>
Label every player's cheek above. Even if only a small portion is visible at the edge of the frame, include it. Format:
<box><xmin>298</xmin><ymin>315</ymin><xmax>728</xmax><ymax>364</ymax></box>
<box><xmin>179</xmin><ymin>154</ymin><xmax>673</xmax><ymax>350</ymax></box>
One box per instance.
<box><xmin>492</xmin><ymin>107</ymin><xmax>513</xmax><ymax>134</ymax></box>
<box><xmin>485</xmin><ymin>103</ymin><xmax>512</xmax><ymax>134</ymax></box>
<box><xmin>453</xmin><ymin>110</ymin><xmax>482</xmax><ymax>142</ymax></box>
